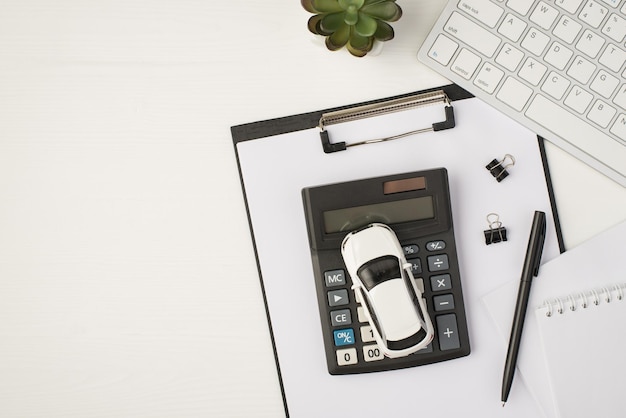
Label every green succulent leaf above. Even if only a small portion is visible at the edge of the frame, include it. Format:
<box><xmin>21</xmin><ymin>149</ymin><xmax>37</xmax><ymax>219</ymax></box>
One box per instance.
<box><xmin>311</xmin><ymin>0</ymin><xmax>344</xmax><ymax>13</ymax></box>
<box><xmin>326</xmin><ymin>22</ymin><xmax>351</xmax><ymax>50</ymax></box>
<box><xmin>373</xmin><ymin>20</ymin><xmax>395</xmax><ymax>41</ymax></box>
<box><xmin>344</xmin><ymin>8</ymin><xmax>358</xmax><ymax>25</ymax></box>
<box><xmin>301</xmin><ymin>0</ymin><xmax>317</xmax><ymax>13</ymax></box>
<box><xmin>349</xmin><ymin>30</ymin><xmax>370</xmax><ymax>50</ymax></box>
<box><xmin>320</xmin><ymin>12</ymin><xmax>347</xmax><ymax>32</ymax></box>
<box><xmin>347</xmin><ymin>32</ymin><xmax>372</xmax><ymax>57</ymax></box>
<box><xmin>308</xmin><ymin>14</ymin><xmax>330</xmax><ymax>35</ymax></box>
<box><xmin>354</xmin><ymin>13</ymin><xmax>377</xmax><ymax>37</ymax></box>
<box><xmin>362</xmin><ymin>2</ymin><xmax>402</xmax><ymax>21</ymax></box>
<box><xmin>339</xmin><ymin>0</ymin><xmax>365</xmax><ymax>10</ymax></box>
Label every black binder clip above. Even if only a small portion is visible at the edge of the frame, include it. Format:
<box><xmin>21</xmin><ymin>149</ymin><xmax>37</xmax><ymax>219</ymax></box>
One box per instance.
<box><xmin>484</xmin><ymin>213</ymin><xmax>507</xmax><ymax>245</ymax></box>
<box><xmin>486</xmin><ymin>154</ymin><xmax>515</xmax><ymax>182</ymax></box>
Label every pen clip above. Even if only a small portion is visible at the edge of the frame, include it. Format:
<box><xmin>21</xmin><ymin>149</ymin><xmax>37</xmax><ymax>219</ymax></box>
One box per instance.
<box><xmin>531</xmin><ymin>213</ymin><xmax>547</xmax><ymax>276</ymax></box>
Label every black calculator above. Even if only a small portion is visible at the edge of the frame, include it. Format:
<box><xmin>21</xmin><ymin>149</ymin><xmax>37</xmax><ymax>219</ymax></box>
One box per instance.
<box><xmin>302</xmin><ymin>168</ymin><xmax>470</xmax><ymax>375</ymax></box>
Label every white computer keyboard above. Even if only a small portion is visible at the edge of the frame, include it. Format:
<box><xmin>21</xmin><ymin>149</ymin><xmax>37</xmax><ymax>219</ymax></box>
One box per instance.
<box><xmin>418</xmin><ymin>0</ymin><xmax>626</xmax><ymax>187</ymax></box>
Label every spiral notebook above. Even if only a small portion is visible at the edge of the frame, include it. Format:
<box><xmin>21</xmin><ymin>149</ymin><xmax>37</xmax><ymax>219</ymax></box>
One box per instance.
<box><xmin>535</xmin><ymin>284</ymin><xmax>626</xmax><ymax>418</ymax></box>
<box><xmin>482</xmin><ymin>220</ymin><xmax>626</xmax><ymax>418</ymax></box>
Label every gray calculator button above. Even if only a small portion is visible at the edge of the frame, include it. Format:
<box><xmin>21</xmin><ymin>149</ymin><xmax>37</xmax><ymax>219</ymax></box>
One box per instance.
<box><xmin>403</xmin><ymin>244</ymin><xmax>419</xmax><ymax>256</ymax></box>
<box><xmin>324</xmin><ymin>269</ymin><xmax>346</xmax><ymax>287</ymax></box>
<box><xmin>426</xmin><ymin>240</ymin><xmax>446</xmax><ymax>251</ymax></box>
<box><xmin>328</xmin><ymin>289</ymin><xmax>349</xmax><ymax>307</ymax></box>
<box><xmin>407</xmin><ymin>258</ymin><xmax>422</xmax><ymax>275</ymax></box>
<box><xmin>428</xmin><ymin>254</ymin><xmax>449</xmax><ymax>271</ymax></box>
<box><xmin>430</xmin><ymin>274</ymin><xmax>452</xmax><ymax>291</ymax></box>
<box><xmin>433</xmin><ymin>294</ymin><xmax>455</xmax><ymax>311</ymax></box>
<box><xmin>330</xmin><ymin>309</ymin><xmax>352</xmax><ymax>326</ymax></box>
<box><xmin>436</xmin><ymin>314</ymin><xmax>461</xmax><ymax>351</ymax></box>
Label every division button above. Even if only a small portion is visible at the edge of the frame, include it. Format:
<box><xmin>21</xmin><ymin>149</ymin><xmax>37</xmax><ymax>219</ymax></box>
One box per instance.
<box><xmin>428</xmin><ymin>254</ymin><xmax>449</xmax><ymax>271</ymax></box>
<box><xmin>436</xmin><ymin>314</ymin><xmax>461</xmax><ymax>351</ymax></box>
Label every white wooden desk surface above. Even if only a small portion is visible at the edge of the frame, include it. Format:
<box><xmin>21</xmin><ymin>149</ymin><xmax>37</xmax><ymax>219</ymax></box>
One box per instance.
<box><xmin>1</xmin><ymin>1</ymin><xmax>625</xmax><ymax>417</ymax></box>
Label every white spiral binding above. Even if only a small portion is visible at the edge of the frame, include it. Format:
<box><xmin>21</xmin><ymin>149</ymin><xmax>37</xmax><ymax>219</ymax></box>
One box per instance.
<box><xmin>543</xmin><ymin>283</ymin><xmax>625</xmax><ymax>317</ymax></box>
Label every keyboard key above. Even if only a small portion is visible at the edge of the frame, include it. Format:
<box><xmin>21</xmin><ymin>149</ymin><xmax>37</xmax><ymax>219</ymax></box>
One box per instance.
<box><xmin>519</xmin><ymin>57</ymin><xmax>548</xmax><ymax>85</ymax></box>
<box><xmin>530</xmin><ymin>1</ymin><xmax>559</xmax><ymax>29</ymax></box>
<box><xmin>452</xmin><ymin>48</ymin><xmax>482</xmax><ymax>79</ymax></box>
<box><xmin>444</xmin><ymin>12</ymin><xmax>501</xmax><ymax>57</ymax></box>
<box><xmin>555</xmin><ymin>0</ymin><xmax>585</xmax><ymax>13</ymax></box>
<box><xmin>496</xmin><ymin>43</ymin><xmax>525</xmax><ymax>71</ymax></box>
<box><xmin>602</xmin><ymin>14</ymin><xmax>626</xmax><ymax>43</ymax></box>
<box><xmin>553</xmin><ymin>16</ymin><xmax>583</xmax><ymax>44</ymax></box>
<box><xmin>590</xmin><ymin>70</ymin><xmax>620</xmax><ymax>98</ymax></box>
<box><xmin>521</xmin><ymin>27</ymin><xmax>551</xmax><ymax>56</ymax></box>
<box><xmin>428</xmin><ymin>34</ymin><xmax>459</xmax><ymax>66</ymax></box>
<box><xmin>588</xmin><ymin>99</ymin><xmax>616</xmax><ymax>127</ymax></box>
<box><xmin>599</xmin><ymin>44</ymin><xmax>626</xmax><ymax>72</ymax></box>
<box><xmin>507</xmin><ymin>0</ymin><xmax>535</xmax><ymax>15</ymax></box>
<box><xmin>579</xmin><ymin>0</ymin><xmax>609</xmax><ymax>28</ymax></box>
<box><xmin>458</xmin><ymin>0</ymin><xmax>504</xmax><ymax>28</ymax></box>
<box><xmin>545</xmin><ymin>41</ymin><xmax>574</xmax><ymax>70</ymax></box>
<box><xmin>542</xmin><ymin>71</ymin><xmax>571</xmax><ymax>99</ymax></box>
<box><xmin>614</xmin><ymin>85</ymin><xmax>626</xmax><ymax>109</ymax></box>
<box><xmin>474</xmin><ymin>62</ymin><xmax>505</xmax><ymax>93</ymax></box>
<box><xmin>576</xmin><ymin>29</ymin><xmax>605</xmax><ymax>58</ymax></box>
<box><xmin>567</xmin><ymin>55</ymin><xmax>597</xmax><ymax>83</ymax></box>
<box><xmin>565</xmin><ymin>86</ymin><xmax>594</xmax><ymax>113</ymax></box>
<box><xmin>610</xmin><ymin>115</ymin><xmax>626</xmax><ymax>142</ymax></box>
<box><xmin>497</xmin><ymin>77</ymin><xmax>533</xmax><ymax>110</ymax></box>
<box><xmin>526</xmin><ymin>95</ymin><xmax>626</xmax><ymax>175</ymax></box>
<box><xmin>498</xmin><ymin>13</ymin><xmax>527</xmax><ymax>42</ymax></box>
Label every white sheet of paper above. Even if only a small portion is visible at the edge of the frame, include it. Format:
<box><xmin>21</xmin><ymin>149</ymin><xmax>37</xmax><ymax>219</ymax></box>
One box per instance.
<box><xmin>237</xmin><ymin>98</ymin><xmax>561</xmax><ymax>417</ymax></box>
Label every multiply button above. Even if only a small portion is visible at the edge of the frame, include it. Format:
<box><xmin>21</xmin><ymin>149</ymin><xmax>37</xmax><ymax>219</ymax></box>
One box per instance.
<box><xmin>430</xmin><ymin>274</ymin><xmax>452</xmax><ymax>291</ymax></box>
<box><xmin>428</xmin><ymin>254</ymin><xmax>449</xmax><ymax>271</ymax></box>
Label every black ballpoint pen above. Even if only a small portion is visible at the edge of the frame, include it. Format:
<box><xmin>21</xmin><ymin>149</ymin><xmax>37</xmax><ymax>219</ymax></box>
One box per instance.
<box><xmin>501</xmin><ymin>210</ymin><xmax>547</xmax><ymax>406</ymax></box>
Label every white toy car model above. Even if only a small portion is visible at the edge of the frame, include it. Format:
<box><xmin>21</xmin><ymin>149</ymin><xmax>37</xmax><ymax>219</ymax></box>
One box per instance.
<box><xmin>341</xmin><ymin>223</ymin><xmax>434</xmax><ymax>358</ymax></box>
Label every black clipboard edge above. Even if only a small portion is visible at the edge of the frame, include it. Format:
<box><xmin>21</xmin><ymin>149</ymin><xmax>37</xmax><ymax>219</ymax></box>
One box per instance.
<box><xmin>230</xmin><ymin>84</ymin><xmax>565</xmax><ymax>417</ymax></box>
<box><xmin>231</xmin><ymin>84</ymin><xmax>472</xmax><ymax>144</ymax></box>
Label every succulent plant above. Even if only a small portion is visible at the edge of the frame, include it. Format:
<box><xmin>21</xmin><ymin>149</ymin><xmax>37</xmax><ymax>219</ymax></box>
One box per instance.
<box><xmin>302</xmin><ymin>0</ymin><xmax>403</xmax><ymax>57</ymax></box>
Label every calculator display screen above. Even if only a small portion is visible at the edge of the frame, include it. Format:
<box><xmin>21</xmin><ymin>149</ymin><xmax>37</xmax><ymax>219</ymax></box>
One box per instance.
<box><xmin>323</xmin><ymin>196</ymin><xmax>434</xmax><ymax>234</ymax></box>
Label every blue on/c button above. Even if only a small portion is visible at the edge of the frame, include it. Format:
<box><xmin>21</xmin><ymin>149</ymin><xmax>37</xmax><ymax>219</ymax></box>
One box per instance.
<box><xmin>333</xmin><ymin>328</ymin><xmax>355</xmax><ymax>346</ymax></box>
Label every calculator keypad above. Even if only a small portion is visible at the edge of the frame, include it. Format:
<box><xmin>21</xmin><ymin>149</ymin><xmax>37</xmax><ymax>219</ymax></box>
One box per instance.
<box><xmin>321</xmin><ymin>237</ymin><xmax>469</xmax><ymax>374</ymax></box>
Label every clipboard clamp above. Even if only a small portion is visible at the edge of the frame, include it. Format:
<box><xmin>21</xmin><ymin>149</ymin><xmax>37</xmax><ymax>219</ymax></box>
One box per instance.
<box><xmin>318</xmin><ymin>90</ymin><xmax>455</xmax><ymax>153</ymax></box>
